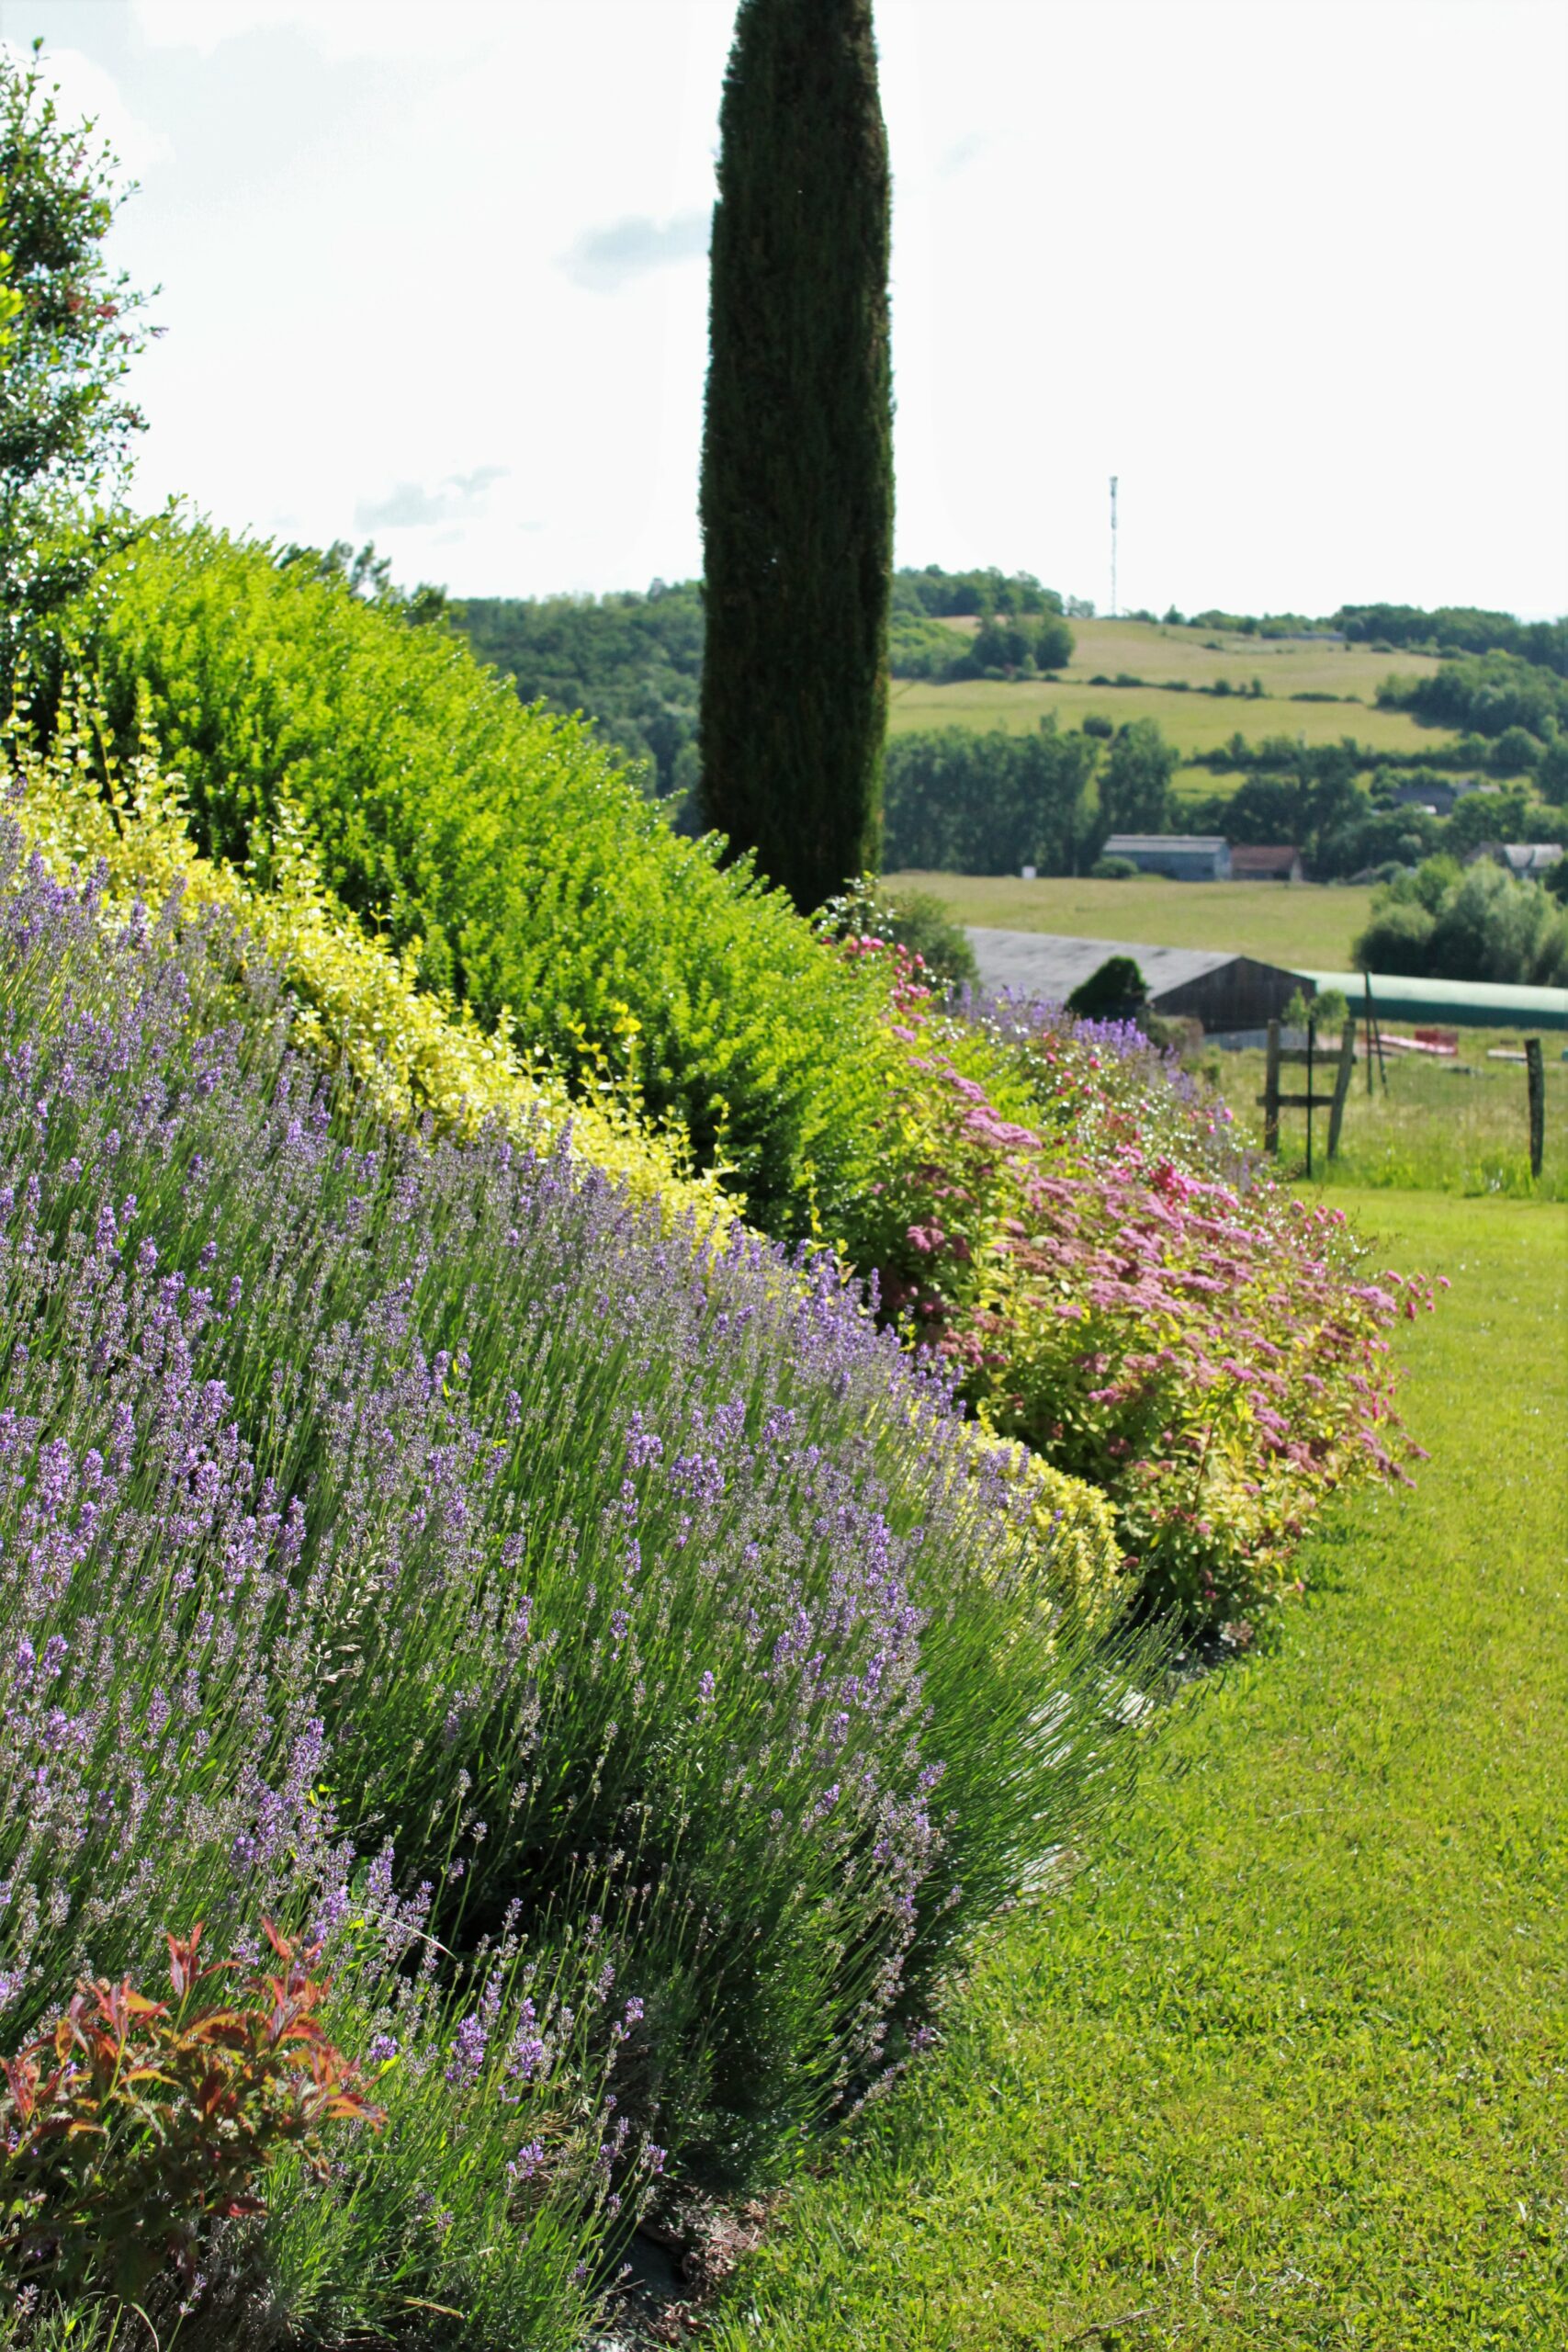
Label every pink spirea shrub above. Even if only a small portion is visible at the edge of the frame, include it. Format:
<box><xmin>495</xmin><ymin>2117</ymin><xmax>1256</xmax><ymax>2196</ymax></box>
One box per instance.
<box><xmin>842</xmin><ymin>937</ymin><xmax>1431</xmax><ymax>1626</ymax></box>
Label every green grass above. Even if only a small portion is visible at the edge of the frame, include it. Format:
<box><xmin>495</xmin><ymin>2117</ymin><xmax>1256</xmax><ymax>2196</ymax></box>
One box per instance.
<box><xmin>886</xmin><ymin>615</ymin><xmax>1523</xmax><ymax>774</ymax></box>
<box><xmin>886</xmin><ymin>673</ymin><xmax>1443</xmax><ymax>760</ymax></box>
<box><xmin>712</xmin><ymin>1190</ymin><xmax>1568</xmax><ymax>2349</ymax></box>
<box><xmin>889</xmin><ymin>617</ymin><xmax>1458</xmax><ymax>763</ymax></box>
<box><xmin>886</xmin><ymin>872</ymin><xmax>1378</xmax><ymax>971</ymax></box>
<box><xmin>934</xmin><ymin>616</ymin><xmax>1445</xmax><ymax>704</ymax></box>
<box><xmin>1058</xmin><ymin>620</ymin><xmax>1441</xmax><ymax>700</ymax></box>
<box><xmin>1209</xmin><ymin>1033</ymin><xmax>1568</xmax><ymax>1200</ymax></box>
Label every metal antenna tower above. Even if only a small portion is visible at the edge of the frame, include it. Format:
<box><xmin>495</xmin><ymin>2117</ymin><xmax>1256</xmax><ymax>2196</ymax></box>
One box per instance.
<box><xmin>1109</xmin><ymin>475</ymin><xmax>1119</xmax><ymax>618</ymax></box>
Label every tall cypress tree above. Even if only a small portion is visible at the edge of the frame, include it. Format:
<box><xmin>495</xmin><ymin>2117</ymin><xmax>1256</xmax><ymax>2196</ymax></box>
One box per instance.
<box><xmin>699</xmin><ymin>0</ymin><xmax>892</xmax><ymax>911</ymax></box>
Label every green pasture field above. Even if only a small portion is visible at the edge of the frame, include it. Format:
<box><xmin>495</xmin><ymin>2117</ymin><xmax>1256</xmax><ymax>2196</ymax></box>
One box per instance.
<box><xmin>1209</xmin><ymin>1029</ymin><xmax>1568</xmax><ymax>1200</ymax></box>
<box><xmin>1059</xmin><ymin>617</ymin><xmax>1442</xmax><ymax>701</ymax></box>
<box><xmin>714</xmin><ymin>1188</ymin><xmax>1568</xmax><ymax>2349</ymax></box>
<box><xmin>887</xmin><ymin>673</ymin><xmax>1444</xmax><ymax>760</ymax></box>
<box><xmin>892</xmin><ymin>613</ymin><xmax>1463</xmax><ymax>765</ymax></box>
<box><xmin>939</xmin><ymin>613</ymin><xmax>1444</xmax><ymax>704</ymax></box>
<box><xmin>887</xmin><ymin>871</ymin><xmax>1377</xmax><ymax>971</ymax></box>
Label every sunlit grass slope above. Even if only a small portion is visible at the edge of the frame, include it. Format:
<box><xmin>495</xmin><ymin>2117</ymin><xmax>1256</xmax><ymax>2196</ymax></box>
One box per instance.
<box><xmin>1058</xmin><ymin>617</ymin><xmax>1443</xmax><ymax>700</ymax></box>
<box><xmin>714</xmin><ymin>1189</ymin><xmax>1568</xmax><ymax>2350</ymax></box>
<box><xmin>887</xmin><ymin>674</ymin><xmax>1443</xmax><ymax>759</ymax></box>
<box><xmin>889</xmin><ymin>871</ymin><xmax>1377</xmax><ymax>970</ymax></box>
<box><xmin>890</xmin><ymin>615</ymin><xmax>1461</xmax><ymax>764</ymax></box>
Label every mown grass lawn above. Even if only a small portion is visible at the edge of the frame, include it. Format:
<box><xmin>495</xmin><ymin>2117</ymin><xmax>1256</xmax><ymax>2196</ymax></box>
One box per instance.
<box><xmin>712</xmin><ymin>1192</ymin><xmax>1568</xmax><ymax>2349</ymax></box>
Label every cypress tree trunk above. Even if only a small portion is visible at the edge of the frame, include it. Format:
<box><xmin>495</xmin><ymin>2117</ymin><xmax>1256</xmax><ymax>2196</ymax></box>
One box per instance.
<box><xmin>699</xmin><ymin>0</ymin><xmax>892</xmax><ymax>912</ymax></box>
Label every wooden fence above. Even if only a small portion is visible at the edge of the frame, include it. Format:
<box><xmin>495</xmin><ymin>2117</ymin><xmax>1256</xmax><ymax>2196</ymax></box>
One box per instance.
<box><xmin>1258</xmin><ymin>1019</ymin><xmax>1357</xmax><ymax>1173</ymax></box>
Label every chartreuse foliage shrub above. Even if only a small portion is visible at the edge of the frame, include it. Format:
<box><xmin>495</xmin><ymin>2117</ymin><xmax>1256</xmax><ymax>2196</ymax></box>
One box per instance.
<box><xmin>841</xmin><ymin>943</ymin><xmax>1426</xmax><ymax>1627</ymax></box>
<box><xmin>0</xmin><ymin>834</ymin><xmax>1143</xmax><ymax>2339</ymax></box>
<box><xmin>46</xmin><ymin>517</ymin><xmax>898</xmax><ymax>1238</ymax></box>
<box><xmin>6</xmin><ymin>694</ymin><xmax>732</xmax><ymax>1231</ymax></box>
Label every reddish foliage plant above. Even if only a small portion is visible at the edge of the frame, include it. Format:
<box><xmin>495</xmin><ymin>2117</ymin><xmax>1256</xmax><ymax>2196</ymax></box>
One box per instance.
<box><xmin>1</xmin><ymin>1921</ymin><xmax>384</xmax><ymax>2304</ymax></box>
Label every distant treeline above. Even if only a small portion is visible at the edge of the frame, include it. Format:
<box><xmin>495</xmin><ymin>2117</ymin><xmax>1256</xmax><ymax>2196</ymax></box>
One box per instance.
<box><xmin>1193</xmin><ymin>721</ymin><xmax>1567</xmax><ymax>799</ymax></box>
<box><xmin>1186</xmin><ymin>745</ymin><xmax>1566</xmax><ymax>882</ymax></box>
<box><xmin>894</xmin><ymin>564</ymin><xmax>1068</xmax><ymax>618</ymax></box>
<box><xmin>1342</xmin><ymin>605</ymin><xmax>1567</xmax><ymax>675</ymax></box>
<box><xmin>456</xmin><ymin>581</ymin><xmax>704</xmax><ymax>801</ymax></box>
<box><xmin>455</xmin><ymin>569</ymin><xmax>1086</xmax><ymax>762</ymax></box>
<box><xmin>890</xmin><ymin>606</ymin><xmax>1074</xmax><ymax>682</ymax></box>
<box><xmin>883</xmin><ymin>718</ymin><xmax>1177</xmax><ymax>875</ymax></box>
<box><xmin>453</xmin><ymin>577</ymin><xmax>1568</xmax><ymax>854</ymax></box>
<box><xmin>1375</xmin><ymin>650</ymin><xmax>1568</xmax><ymax>745</ymax></box>
<box><xmin>1163</xmin><ymin>602</ymin><xmax>1567</xmax><ymax>675</ymax></box>
<box><xmin>883</xmin><ymin>718</ymin><xmax>1566</xmax><ymax>884</ymax></box>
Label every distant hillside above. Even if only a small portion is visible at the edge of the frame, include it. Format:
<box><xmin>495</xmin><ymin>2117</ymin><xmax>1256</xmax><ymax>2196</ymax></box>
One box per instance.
<box><xmin>453</xmin><ymin>574</ymin><xmax>1566</xmax><ymax>825</ymax></box>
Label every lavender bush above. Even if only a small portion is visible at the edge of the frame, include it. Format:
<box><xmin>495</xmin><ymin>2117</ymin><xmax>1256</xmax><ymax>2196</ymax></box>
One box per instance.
<box><xmin>0</xmin><ymin>833</ymin><xmax>1147</xmax><ymax>2337</ymax></box>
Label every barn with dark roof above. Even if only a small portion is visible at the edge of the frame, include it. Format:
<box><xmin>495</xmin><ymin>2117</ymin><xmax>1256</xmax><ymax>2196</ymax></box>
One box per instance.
<box><xmin>967</xmin><ymin>930</ymin><xmax>1307</xmax><ymax>1032</ymax></box>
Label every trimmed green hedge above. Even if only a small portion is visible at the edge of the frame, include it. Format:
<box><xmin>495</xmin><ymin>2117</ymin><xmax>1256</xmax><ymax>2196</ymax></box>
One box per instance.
<box><xmin>53</xmin><ymin>521</ymin><xmax>897</xmax><ymax>1238</ymax></box>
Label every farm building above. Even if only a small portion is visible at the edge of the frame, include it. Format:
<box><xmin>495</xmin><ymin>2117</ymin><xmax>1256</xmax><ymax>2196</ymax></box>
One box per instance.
<box><xmin>1297</xmin><ymin>968</ymin><xmax>1568</xmax><ymax>1031</ymax></box>
<box><xmin>1102</xmin><ymin>834</ymin><xmax>1231</xmax><ymax>881</ymax></box>
<box><xmin>1389</xmin><ymin>779</ymin><xmax>1460</xmax><ymax>817</ymax></box>
<box><xmin>1229</xmin><ymin>843</ymin><xmax>1305</xmax><ymax>883</ymax></box>
<box><xmin>967</xmin><ymin>929</ymin><xmax>1305</xmax><ymax>1031</ymax></box>
<box><xmin>1482</xmin><ymin>843</ymin><xmax>1563</xmax><ymax>880</ymax></box>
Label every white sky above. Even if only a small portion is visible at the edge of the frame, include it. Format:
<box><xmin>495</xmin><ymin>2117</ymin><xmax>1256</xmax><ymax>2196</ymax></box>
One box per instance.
<box><xmin>6</xmin><ymin>0</ymin><xmax>1566</xmax><ymax>617</ymax></box>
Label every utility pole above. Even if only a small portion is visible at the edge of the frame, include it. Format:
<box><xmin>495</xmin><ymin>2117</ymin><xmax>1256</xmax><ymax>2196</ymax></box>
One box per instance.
<box><xmin>1109</xmin><ymin>475</ymin><xmax>1118</xmax><ymax>618</ymax></box>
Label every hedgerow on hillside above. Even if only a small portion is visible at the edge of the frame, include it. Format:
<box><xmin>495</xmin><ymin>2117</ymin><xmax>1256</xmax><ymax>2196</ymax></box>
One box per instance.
<box><xmin>42</xmin><ymin>517</ymin><xmax>898</xmax><ymax>1238</ymax></box>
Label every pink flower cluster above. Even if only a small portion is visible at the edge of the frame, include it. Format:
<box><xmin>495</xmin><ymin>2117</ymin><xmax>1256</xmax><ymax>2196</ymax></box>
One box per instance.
<box><xmin>840</xmin><ymin>938</ymin><xmax>1431</xmax><ymax>1624</ymax></box>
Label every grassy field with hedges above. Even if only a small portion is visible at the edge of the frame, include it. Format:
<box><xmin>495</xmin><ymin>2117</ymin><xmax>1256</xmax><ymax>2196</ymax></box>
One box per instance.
<box><xmin>714</xmin><ymin>1187</ymin><xmax>1568</xmax><ymax>2349</ymax></box>
<box><xmin>887</xmin><ymin>615</ymin><xmax>1459</xmax><ymax>770</ymax></box>
<box><xmin>888</xmin><ymin>673</ymin><xmax>1445</xmax><ymax>762</ymax></box>
<box><xmin>889</xmin><ymin>872</ymin><xmax>1378</xmax><ymax>970</ymax></box>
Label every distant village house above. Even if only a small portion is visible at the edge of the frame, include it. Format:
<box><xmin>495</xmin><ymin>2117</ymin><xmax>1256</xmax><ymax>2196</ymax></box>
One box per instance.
<box><xmin>1227</xmin><ymin>843</ymin><xmax>1305</xmax><ymax>884</ymax></box>
<box><xmin>1476</xmin><ymin>842</ymin><xmax>1563</xmax><ymax>880</ymax></box>
<box><xmin>1102</xmin><ymin>833</ymin><xmax>1231</xmax><ymax>881</ymax></box>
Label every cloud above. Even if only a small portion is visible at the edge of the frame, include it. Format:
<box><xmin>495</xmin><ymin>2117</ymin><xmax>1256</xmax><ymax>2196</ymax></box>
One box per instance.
<box><xmin>937</xmin><ymin>132</ymin><xmax>986</xmax><ymax>180</ymax></box>
<box><xmin>2</xmin><ymin>40</ymin><xmax>173</xmax><ymax>176</ymax></box>
<box><xmin>558</xmin><ymin>209</ymin><xmax>710</xmax><ymax>295</ymax></box>
<box><xmin>132</xmin><ymin>0</ymin><xmax>499</xmax><ymax>64</ymax></box>
<box><xmin>354</xmin><ymin>465</ymin><xmax>508</xmax><ymax>533</ymax></box>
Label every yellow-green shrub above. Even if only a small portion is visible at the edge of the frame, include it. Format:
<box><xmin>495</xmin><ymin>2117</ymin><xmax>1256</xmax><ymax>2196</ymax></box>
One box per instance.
<box><xmin>44</xmin><ymin>521</ymin><xmax>899</xmax><ymax>1238</ymax></box>
<box><xmin>4</xmin><ymin>701</ymin><xmax>732</xmax><ymax>1231</ymax></box>
<box><xmin>970</xmin><ymin>1429</ymin><xmax>1123</xmax><ymax>1626</ymax></box>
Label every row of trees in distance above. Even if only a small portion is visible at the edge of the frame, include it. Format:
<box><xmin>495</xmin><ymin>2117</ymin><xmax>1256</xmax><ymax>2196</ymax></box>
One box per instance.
<box><xmin>881</xmin><ymin>717</ymin><xmax>1568</xmax><ymax>887</ymax></box>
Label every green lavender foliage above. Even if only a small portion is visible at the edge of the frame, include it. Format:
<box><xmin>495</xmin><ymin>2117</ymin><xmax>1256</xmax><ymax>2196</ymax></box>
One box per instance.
<box><xmin>699</xmin><ymin>0</ymin><xmax>893</xmax><ymax>910</ymax></box>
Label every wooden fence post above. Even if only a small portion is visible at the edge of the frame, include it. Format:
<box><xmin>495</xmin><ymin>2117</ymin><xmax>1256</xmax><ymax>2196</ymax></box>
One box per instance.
<box><xmin>1526</xmin><ymin>1037</ymin><xmax>1544</xmax><ymax>1179</ymax></box>
<box><xmin>1361</xmin><ymin>970</ymin><xmax>1387</xmax><ymax>1095</ymax></box>
<box><xmin>1263</xmin><ymin>1020</ymin><xmax>1280</xmax><ymax>1155</ymax></box>
<box><xmin>1327</xmin><ymin>1020</ymin><xmax>1357</xmax><ymax>1160</ymax></box>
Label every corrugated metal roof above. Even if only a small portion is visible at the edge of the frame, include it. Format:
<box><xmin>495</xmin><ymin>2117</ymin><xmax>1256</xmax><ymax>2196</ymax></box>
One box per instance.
<box><xmin>1297</xmin><ymin>968</ymin><xmax>1568</xmax><ymax>1031</ymax></box>
<box><xmin>969</xmin><ymin>929</ymin><xmax>1243</xmax><ymax>1001</ymax></box>
<box><xmin>1103</xmin><ymin>834</ymin><xmax>1227</xmax><ymax>854</ymax></box>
